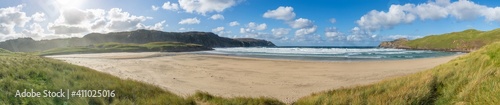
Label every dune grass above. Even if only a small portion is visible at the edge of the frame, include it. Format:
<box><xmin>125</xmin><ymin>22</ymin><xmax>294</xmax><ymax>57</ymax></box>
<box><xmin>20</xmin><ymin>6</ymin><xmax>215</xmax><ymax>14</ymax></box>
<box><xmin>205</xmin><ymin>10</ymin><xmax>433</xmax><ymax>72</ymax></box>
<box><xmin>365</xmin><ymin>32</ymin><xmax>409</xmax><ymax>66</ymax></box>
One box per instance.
<box><xmin>295</xmin><ymin>42</ymin><xmax>500</xmax><ymax>105</ymax></box>
<box><xmin>38</xmin><ymin>42</ymin><xmax>211</xmax><ymax>56</ymax></box>
<box><xmin>0</xmin><ymin>48</ymin><xmax>284</xmax><ymax>105</ymax></box>
<box><xmin>192</xmin><ymin>91</ymin><xmax>285</xmax><ymax>105</ymax></box>
<box><xmin>405</xmin><ymin>29</ymin><xmax>500</xmax><ymax>51</ymax></box>
<box><xmin>0</xmin><ymin>49</ymin><xmax>195</xmax><ymax>105</ymax></box>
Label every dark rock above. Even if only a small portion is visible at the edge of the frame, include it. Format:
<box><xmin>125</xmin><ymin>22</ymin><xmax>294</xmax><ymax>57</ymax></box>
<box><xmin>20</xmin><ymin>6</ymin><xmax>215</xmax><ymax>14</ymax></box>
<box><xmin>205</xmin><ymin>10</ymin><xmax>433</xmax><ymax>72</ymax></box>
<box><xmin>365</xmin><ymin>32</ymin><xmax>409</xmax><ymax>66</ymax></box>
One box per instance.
<box><xmin>378</xmin><ymin>38</ymin><xmax>410</xmax><ymax>49</ymax></box>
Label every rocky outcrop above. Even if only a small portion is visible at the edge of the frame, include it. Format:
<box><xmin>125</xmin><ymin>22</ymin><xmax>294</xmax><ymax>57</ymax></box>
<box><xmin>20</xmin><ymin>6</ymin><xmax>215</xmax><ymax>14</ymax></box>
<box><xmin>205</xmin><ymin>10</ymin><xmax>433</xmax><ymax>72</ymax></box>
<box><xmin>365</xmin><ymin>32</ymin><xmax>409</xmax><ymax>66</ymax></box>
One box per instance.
<box><xmin>234</xmin><ymin>38</ymin><xmax>275</xmax><ymax>47</ymax></box>
<box><xmin>0</xmin><ymin>29</ymin><xmax>276</xmax><ymax>52</ymax></box>
<box><xmin>378</xmin><ymin>38</ymin><xmax>410</xmax><ymax>49</ymax></box>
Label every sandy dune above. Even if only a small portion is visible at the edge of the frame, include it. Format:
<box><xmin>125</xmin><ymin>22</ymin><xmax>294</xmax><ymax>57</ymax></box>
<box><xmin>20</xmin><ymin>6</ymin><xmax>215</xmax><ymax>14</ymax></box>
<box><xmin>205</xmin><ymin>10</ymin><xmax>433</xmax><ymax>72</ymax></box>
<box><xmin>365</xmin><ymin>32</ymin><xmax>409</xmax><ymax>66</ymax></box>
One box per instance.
<box><xmin>47</xmin><ymin>52</ymin><xmax>461</xmax><ymax>103</ymax></box>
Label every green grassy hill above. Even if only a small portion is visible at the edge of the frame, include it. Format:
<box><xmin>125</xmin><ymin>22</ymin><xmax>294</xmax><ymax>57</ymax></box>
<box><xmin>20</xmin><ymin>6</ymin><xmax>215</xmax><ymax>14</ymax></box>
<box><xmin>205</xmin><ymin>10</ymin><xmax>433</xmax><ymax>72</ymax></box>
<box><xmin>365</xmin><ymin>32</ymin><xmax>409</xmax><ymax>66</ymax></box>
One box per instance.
<box><xmin>0</xmin><ymin>48</ymin><xmax>11</xmax><ymax>53</ymax></box>
<box><xmin>296</xmin><ymin>42</ymin><xmax>500</xmax><ymax>105</ymax></box>
<box><xmin>0</xmin><ymin>49</ymin><xmax>283</xmax><ymax>105</ymax></box>
<box><xmin>39</xmin><ymin>42</ymin><xmax>213</xmax><ymax>56</ymax></box>
<box><xmin>380</xmin><ymin>28</ymin><xmax>500</xmax><ymax>52</ymax></box>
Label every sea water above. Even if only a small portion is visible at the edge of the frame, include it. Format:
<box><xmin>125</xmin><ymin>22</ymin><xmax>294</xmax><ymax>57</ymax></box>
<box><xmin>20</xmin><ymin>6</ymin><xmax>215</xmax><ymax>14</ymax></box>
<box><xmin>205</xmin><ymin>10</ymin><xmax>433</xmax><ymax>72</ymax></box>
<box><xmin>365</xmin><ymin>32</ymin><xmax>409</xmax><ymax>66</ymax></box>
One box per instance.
<box><xmin>193</xmin><ymin>46</ymin><xmax>460</xmax><ymax>61</ymax></box>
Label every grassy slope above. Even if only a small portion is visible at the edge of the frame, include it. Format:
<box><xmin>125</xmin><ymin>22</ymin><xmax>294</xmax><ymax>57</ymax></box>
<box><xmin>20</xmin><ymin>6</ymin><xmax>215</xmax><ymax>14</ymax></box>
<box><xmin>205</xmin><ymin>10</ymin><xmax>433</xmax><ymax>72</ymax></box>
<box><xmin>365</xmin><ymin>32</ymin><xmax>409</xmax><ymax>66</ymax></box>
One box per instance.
<box><xmin>0</xmin><ymin>49</ymin><xmax>284</xmax><ymax>105</ymax></box>
<box><xmin>296</xmin><ymin>42</ymin><xmax>500</xmax><ymax>105</ymax></box>
<box><xmin>39</xmin><ymin>42</ymin><xmax>211</xmax><ymax>56</ymax></box>
<box><xmin>193</xmin><ymin>91</ymin><xmax>284</xmax><ymax>105</ymax></box>
<box><xmin>406</xmin><ymin>29</ymin><xmax>500</xmax><ymax>51</ymax></box>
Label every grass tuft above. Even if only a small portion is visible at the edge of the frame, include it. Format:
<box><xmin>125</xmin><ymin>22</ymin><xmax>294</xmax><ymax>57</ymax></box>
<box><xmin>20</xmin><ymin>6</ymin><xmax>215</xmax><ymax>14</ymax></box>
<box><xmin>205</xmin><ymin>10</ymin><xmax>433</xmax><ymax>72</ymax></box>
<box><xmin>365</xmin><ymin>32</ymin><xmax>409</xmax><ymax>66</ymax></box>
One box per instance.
<box><xmin>0</xmin><ymin>52</ymin><xmax>285</xmax><ymax>105</ymax></box>
<box><xmin>192</xmin><ymin>91</ymin><xmax>285</xmax><ymax>105</ymax></box>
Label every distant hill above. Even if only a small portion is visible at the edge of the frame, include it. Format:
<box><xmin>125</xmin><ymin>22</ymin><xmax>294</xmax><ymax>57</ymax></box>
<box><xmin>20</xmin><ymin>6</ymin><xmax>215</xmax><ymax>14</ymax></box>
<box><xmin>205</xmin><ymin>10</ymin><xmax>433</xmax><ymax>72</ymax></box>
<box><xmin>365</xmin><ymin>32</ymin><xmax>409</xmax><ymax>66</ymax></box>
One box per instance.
<box><xmin>379</xmin><ymin>29</ymin><xmax>500</xmax><ymax>52</ymax></box>
<box><xmin>0</xmin><ymin>29</ymin><xmax>276</xmax><ymax>52</ymax></box>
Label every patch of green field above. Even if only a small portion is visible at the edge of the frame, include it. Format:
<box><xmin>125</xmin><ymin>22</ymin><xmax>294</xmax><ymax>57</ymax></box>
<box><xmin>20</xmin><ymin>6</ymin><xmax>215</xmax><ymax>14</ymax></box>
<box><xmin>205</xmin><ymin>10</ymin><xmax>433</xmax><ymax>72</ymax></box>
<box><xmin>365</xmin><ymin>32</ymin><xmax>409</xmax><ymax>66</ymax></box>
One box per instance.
<box><xmin>39</xmin><ymin>42</ymin><xmax>212</xmax><ymax>56</ymax></box>
<box><xmin>0</xmin><ymin>48</ymin><xmax>11</xmax><ymax>53</ymax></box>
<box><xmin>405</xmin><ymin>29</ymin><xmax>500</xmax><ymax>51</ymax></box>
<box><xmin>295</xmin><ymin>42</ymin><xmax>500</xmax><ymax>105</ymax></box>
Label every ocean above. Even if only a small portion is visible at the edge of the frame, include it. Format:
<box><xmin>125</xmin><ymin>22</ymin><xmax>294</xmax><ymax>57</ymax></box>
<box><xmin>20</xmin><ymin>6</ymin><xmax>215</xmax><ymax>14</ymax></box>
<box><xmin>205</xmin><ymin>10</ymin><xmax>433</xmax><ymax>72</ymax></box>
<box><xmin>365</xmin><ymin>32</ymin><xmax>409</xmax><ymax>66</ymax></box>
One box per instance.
<box><xmin>192</xmin><ymin>46</ymin><xmax>461</xmax><ymax>61</ymax></box>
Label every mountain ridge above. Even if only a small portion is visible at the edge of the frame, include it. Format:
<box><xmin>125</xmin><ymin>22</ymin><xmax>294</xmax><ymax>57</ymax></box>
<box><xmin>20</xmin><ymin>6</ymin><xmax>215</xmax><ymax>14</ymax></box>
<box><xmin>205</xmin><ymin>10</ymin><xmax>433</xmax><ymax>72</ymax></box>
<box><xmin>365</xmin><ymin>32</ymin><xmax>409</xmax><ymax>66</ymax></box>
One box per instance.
<box><xmin>0</xmin><ymin>29</ymin><xmax>276</xmax><ymax>52</ymax></box>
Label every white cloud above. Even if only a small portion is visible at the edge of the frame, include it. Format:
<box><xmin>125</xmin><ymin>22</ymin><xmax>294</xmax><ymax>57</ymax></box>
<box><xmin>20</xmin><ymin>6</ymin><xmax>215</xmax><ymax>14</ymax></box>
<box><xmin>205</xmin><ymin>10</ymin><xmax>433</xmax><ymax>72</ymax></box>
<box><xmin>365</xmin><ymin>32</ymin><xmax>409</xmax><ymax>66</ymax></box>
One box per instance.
<box><xmin>50</xmin><ymin>8</ymin><xmax>153</xmax><ymax>34</ymax></box>
<box><xmin>56</xmin><ymin>8</ymin><xmax>104</xmax><ymax>25</ymax></box>
<box><xmin>484</xmin><ymin>7</ymin><xmax>500</xmax><ymax>22</ymax></box>
<box><xmin>152</xmin><ymin>5</ymin><xmax>159</xmax><ymax>11</ymax></box>
<box><xmin>239</xmin><ymin>27</ymin><xmax>271</xmax><ymax>38</ymax></box>
<box><xmin>178</xmin><ymin>0</ymin><xmax>238</xmax><ymax>15</ymax></box>
<box><xmin>412</xmin><ymin>3</ymin><xmax>448</xmax><ymax>20</ymax></box>
<box><xmin>325</xmin><ymin>27</ymin><xmax>343</xmax><ymax>40</ymax></box>
<box><xmin>356</xmin><ymin>4</ymin><xmax>416</xmax><ymax>31</ymax></box>
<box><xmin>435</xmin><ymin>0</ymin><xmax>451</xmax><ymax>6</ymax></box>
<box><xmin>288</xmin><ymin>18</ymin><xmax>314</xmax><ymax>29</ymax></box>
<box><xmin>162</xmin><ymin>2</ymin><xmax>180</xmax><ymax>11</ymax></box>
<box><xmin>229</xmin><ymin>21</ymin><xmax>239</xmax><ymax>26</ymax></box>
<box><xmin>31</xmin><ymin>12</ymin><xmax>46</xmax><ymax>22</ymax></box>
<box><xmin>178</xmin><ymin>17</ymin><xmax>200</xmax><ymax>24</ymax></box>
<box><xmin>107</xmin><ymin>8</ymin><xmax>136</xmax><ymax>21</ymax></box>
<box><xmin>0</xmin><ymin>6</ymin><xmax>162</xmax><ymax>41</ymax></box>
<box><xmin>447</xmin><ymin>0</ymin><xmax>486</xmax><ymax>20</ymax></box>
<box><xmin>105</xmin><ymin>8</ymin><xmax>150</xmax><ymax>31</ymax></box>
<box><xmin>0</xmin><ymin>24</ymin><xmax>15</xmax><ymax>35</ymax></box>
<box><xmin>0</xmin><ymin>4</ymin><xmax>31</xmax><ymax>35</ymax></box>
<box><xmin>22</xmin><ymin>23</ymin><xmax>45</xmax><ymax>39</ymax></box>
<box><xmin>90</xmin><ymin>18</ymin><xmax>106</xmax><ymax>30</ymax></box>
<box><xmin>263</xmin><ymin>6</ymin><xmax>296</xmax><ymax>20</ymax></box>
<box><xmin>212</xmin><ymin>26</ymin><xmax>230</xmax><ymax>35</ymax></box>
<box><xmin>271</xmin><ymin>28</ymin><xmax>290</xmax><ymax>38</ymax></box>
<box><xmin>329</xmin><ymin>18</ymin><xmax>336</xmax><ymax>24</ymax></box>
<box><xmin>179</xmin><ymin>28</ymin><xmax>186</xmax><ymax>31</ymax></box>
<box><xmin>247</xmin><ymin>22</ymin><xmax>266</xmax><ymax>30</ymax></box>
<box><xmin>295</xmin><ymin>26</ymin><xmax>317</xmax><ymax>37</ymax></box>
<box><xmin>239</xmin><ymin>22</ymin><xmax>271</xmax><ymax>39</ymax></box>
<box><xmin>138</xmin><ymin>20</ymin><xmax>166</xmax><ymax>31</ymax></box>
<box><xmin>239</xmin><ymin>28</ymin><xmax>249</xmax><ymax>33</ymax></box>
<box><xmin>210</xmin><ymin>14</ymin><xmax>224</xmax><ymax>20</ymax></box>
<box><xmin>48</xmin><ymin>23</ymin><xmax>89</xmax><ymax>35</ymax></box>
<box><xmin>357</xmin><ymin>0</ymin><xmax>500</xmax><ymax>32</ymax></box>
<box><xmin>345</xmin><ymin>27</ymin><xmax>374</xmax><ymax>41</ymax></box>
<box><xmin>212</xmin><ymin>26</ymin><xmax>224</xmax><ymax>33</ymax></box>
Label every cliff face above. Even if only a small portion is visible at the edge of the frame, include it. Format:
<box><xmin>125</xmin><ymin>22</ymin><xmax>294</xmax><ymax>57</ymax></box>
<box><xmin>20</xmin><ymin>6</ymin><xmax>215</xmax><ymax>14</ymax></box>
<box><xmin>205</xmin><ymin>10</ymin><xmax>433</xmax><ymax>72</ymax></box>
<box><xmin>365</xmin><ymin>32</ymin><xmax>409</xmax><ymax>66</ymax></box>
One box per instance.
<box><xmin>378</xmin><ymin>38</ymin><xmax>410</xmax><ymax>49</ymax></box>
<box><xmin>0</xmin><ymin>29</ymin><xmax>276</xmax><ymax>52</ymax></box>
<box><xmin>233</xmin><ymin>38</ymin><xmax>275</xmax><ymax>47</ymax></box>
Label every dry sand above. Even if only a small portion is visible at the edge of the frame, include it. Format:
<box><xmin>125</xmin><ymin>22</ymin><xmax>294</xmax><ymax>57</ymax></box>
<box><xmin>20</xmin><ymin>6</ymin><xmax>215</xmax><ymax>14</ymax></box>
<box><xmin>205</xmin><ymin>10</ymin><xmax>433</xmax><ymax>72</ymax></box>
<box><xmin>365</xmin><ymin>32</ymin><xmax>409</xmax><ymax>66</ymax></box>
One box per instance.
<box><xmin>47</xmin><ymin>52</ymin><xmax>462</xmax><ymax>103</ymax></box>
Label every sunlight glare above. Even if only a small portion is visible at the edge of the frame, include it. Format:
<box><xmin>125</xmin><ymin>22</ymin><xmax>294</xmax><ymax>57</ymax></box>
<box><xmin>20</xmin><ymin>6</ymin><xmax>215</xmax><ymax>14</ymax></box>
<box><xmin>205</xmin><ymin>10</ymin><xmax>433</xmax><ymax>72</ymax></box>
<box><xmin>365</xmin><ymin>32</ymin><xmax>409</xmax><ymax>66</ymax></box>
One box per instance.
<box><xmin>54</xmin><ymin>0</ymin><xmax>85</xmax><ymax>9</ymax></box>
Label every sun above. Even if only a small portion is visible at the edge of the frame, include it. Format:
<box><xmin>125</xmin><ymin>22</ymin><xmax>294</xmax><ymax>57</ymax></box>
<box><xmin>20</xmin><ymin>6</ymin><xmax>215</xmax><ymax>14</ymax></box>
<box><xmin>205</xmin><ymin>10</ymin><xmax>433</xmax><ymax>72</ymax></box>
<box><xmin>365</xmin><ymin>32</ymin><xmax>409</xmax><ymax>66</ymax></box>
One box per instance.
<box><xmin>54</xmin><ymin>0</ymin><xmax>85</xmax><ymax>9</ymax></box>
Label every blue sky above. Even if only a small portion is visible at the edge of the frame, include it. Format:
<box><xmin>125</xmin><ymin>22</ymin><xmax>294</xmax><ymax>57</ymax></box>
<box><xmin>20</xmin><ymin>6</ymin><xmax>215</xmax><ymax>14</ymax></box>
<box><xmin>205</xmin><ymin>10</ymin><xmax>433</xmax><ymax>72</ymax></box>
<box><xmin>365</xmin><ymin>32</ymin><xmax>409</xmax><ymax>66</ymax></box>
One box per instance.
<box><xmin>1</xmin><ymin>0</ymin><xmax>500</xmax><ymax>46</ymax></box>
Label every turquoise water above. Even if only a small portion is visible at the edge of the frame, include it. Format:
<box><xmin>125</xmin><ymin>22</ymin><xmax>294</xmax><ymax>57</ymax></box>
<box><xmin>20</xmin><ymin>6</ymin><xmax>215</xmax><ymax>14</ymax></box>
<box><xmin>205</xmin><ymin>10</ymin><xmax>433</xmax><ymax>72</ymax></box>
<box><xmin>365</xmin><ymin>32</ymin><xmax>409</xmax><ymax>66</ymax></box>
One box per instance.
<box><xmin>194</xmin><ymin>46</ymin><xmax>460</xmax><ymax>61</ymax></box>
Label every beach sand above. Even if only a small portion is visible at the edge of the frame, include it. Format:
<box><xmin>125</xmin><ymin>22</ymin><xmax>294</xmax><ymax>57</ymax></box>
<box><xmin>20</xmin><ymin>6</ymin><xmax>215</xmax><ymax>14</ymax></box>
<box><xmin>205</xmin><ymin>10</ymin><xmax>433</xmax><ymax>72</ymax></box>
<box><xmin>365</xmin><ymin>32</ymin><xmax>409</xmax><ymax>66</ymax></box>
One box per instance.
<box><xmin>47</xmin><ymin>52</ymin><xmax>462</xmax><ymax>103</ymax></box>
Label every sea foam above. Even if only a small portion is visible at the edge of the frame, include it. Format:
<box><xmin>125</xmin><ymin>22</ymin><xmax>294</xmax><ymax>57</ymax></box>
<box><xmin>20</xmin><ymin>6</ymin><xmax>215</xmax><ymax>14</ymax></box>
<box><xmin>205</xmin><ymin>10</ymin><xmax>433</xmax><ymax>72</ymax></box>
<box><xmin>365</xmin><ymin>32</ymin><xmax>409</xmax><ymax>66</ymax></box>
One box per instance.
<box><xmin>194</xmin><ymin>47</ymin><xmax>458</xmax><ymax>61</ymax></box>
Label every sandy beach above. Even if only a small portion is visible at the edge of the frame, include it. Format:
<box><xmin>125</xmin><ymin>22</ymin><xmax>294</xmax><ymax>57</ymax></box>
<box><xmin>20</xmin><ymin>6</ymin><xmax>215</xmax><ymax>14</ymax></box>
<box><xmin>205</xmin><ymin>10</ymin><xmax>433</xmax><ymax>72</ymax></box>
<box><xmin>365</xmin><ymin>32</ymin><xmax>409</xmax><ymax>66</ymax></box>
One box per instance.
<box><xmin>47</xmin><ymin>52</ymin><xmax>461</xmax><ymax>103</ymax></box>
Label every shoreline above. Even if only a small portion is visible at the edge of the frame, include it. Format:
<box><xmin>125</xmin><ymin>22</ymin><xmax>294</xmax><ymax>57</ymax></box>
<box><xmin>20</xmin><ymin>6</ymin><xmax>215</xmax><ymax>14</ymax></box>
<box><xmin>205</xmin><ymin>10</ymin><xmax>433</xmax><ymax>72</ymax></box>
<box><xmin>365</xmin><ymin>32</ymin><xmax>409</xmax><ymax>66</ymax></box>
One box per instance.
<box><xmin>47</xmin><ymin>52</ymin><xmax>463</xmax><ymax>103</ymax></box>
<box><xmin>187</xmin><ymin>52</ymin><xmax>463</xmax><ymax>63</ymax></box>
